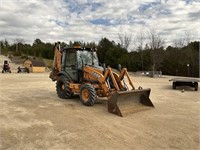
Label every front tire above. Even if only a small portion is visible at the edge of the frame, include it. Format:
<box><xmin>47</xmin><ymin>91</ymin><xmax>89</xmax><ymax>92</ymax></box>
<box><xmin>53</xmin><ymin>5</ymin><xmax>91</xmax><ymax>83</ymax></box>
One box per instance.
<box><xmin>80</xmin><ymin>84</ymin><xmax>96</xmax><ymax>106</ymax></box>
<box><xmin>56</xmin><ymin>75</ymin><xmax>73</xmax><ymax>99</ymax></box>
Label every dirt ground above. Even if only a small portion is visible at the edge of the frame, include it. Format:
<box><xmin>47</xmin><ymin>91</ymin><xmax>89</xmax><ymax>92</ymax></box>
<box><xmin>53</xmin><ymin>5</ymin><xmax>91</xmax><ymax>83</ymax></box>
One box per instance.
<box><xmin>0</xmin><ymin>72</ymin><xmax>199</xmax><ymax>150</ymax></box>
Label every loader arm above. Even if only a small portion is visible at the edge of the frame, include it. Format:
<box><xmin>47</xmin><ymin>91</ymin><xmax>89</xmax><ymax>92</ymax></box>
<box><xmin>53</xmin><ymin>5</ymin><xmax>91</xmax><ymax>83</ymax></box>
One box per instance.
<box><xmin>84</xmin><ymin>66</ymin><xmax>136</xmax><ymax>96</ymax></box>
<box><xmin>102</xmin><ymin>67</ymin><xmax>120</xmax><ymax>91</ymax></box>
<box><xmin>117</xmin><ymin>68</ymin><xmax>135</xmax><ymax>90</ymax></box>
<box><xmin>83</xmin><ymin>66</ymin><xmax>121</xmax><ymax>97</ymax></box>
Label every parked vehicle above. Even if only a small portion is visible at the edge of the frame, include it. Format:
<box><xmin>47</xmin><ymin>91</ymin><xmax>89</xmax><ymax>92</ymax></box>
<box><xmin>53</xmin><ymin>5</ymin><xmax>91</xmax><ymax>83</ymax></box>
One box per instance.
<box><xmin>17</xmin><ymin>66</ymin><xmax>30</xmax><ymax>73</ymax></box>
<box><xmin>2</xmin><ymin>60</ymin><xmax>11</xmax><ymax>73</ymax></box>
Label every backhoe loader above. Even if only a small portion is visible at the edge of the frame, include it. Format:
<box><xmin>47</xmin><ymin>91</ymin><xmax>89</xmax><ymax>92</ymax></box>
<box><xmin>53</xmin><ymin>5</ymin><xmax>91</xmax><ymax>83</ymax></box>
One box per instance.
<box><xmin>50</xmin><ymin>42</ymin><xmax>154</xmax><ymax>117</ymax></box>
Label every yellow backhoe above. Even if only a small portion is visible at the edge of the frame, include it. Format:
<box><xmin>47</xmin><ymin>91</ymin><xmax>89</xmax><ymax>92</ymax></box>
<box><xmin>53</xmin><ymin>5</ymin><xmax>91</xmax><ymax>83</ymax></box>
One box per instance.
<box><xmin>50</xmin><ymin>42</ymin><xmax>154</xmax><ymax>117</ymax></box>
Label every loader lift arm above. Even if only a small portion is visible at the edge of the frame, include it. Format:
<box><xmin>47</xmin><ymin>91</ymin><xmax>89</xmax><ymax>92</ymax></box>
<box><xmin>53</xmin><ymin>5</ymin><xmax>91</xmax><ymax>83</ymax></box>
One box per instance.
<box><xmin>83</xmin><ymin>66</ymin><xmax>133</xmax><ymax>97</ymax></box>
<box><xmin>115</xmin><ymin>68</ymin><xmax>135</xmax><ymax>90</ymax></box>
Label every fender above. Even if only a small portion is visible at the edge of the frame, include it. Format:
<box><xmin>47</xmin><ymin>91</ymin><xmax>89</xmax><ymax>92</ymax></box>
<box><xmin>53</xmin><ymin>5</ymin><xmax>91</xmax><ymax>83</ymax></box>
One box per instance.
<box><xmin>58</xmin><ymin>71</ymin><xmax>72</xmax><ymax>81</ymax></box>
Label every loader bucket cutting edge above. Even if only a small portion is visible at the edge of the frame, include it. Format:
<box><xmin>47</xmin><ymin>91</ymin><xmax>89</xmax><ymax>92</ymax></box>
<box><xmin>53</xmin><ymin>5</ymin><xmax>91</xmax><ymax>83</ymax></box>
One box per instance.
<box><xmin>108</xmin><ymin>88</ymin><xmax>154</xmax><ymax>117</ymax></box>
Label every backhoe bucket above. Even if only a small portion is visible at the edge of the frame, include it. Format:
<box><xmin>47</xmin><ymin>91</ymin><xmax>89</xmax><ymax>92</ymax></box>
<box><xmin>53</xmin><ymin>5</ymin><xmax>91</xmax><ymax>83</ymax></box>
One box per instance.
<box><xmin>108</xmin><ymin>88</ymin><xmax>154</xmax><ymax>117</ymax></box>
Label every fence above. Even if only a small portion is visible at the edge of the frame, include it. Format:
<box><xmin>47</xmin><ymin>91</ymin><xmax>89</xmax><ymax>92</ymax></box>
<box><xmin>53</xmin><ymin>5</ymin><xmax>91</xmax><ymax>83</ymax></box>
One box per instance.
<box><xmin>136</xmin><ymin>71</ymin><xmax>162</xmax><ymax>77</ymax></box>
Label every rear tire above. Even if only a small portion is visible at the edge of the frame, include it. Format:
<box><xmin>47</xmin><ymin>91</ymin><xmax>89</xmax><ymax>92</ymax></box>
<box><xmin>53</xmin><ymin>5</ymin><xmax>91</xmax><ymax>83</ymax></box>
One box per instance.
<box><xmin>56</xmin><ymin>75</ymin><xmax>73</xmax><ymax>99</ymax></box>
<box><xmin>173</xmin><ymin>82</ymin><xmax>176</xmax><ymax>89</ymax></box>
<box><xmin>194</xmin><ymin>82</ymin><xmax>198</xmax><ymax>91</ymax></box>
<box><xmin>80</xmin><ymin>84</ymin><xmax>96</xmax><ymax>106</ymax></box>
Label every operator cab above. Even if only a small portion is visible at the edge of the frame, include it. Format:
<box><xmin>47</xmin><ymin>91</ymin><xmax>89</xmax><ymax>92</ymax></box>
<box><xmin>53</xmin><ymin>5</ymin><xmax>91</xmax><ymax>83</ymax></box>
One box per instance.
<box><xmin>61</xmin><ymin>47</ymin><xmax>102</xmax><ymax>82</ymax></box>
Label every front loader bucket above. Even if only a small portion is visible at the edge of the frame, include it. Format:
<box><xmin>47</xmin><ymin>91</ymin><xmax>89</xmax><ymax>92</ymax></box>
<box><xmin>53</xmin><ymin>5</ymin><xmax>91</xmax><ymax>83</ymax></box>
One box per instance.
<box><xmin>108</xmin><ymin>88</ymin><xmax>154</xmax><ymax>117</ymax></box>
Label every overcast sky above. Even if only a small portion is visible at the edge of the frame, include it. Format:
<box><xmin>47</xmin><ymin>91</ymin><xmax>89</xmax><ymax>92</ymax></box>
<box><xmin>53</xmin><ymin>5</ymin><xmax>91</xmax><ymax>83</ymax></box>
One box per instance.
<box><xmin>0</xmin><ymin>0</ymin><xmax>199</xmax><ymax>49</ymax></box>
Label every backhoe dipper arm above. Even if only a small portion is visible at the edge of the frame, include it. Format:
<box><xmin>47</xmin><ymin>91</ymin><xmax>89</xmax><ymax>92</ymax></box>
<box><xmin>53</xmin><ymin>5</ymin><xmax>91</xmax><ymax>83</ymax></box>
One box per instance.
<box><xmin>49</xmin><ymin>42</ymin><xmax>62</xmax><ymax>81</ymax></box>
<box><xmin>53</xmin><ymin>43</ymin><xmax>62</xmax><ymax>72</ymax></box>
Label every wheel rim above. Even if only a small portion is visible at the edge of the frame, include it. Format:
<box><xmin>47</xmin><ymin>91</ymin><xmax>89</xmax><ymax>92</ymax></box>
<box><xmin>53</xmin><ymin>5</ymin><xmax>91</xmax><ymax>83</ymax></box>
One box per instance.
<box><xmin>82</xmin><ymin>89</ymin><xmax>89</xmax><ymax>102</ymax></box>
<box><xmin>60</xmin><ymin>82</ymin><xmax>65</xmax><ymax>91</ymax></box>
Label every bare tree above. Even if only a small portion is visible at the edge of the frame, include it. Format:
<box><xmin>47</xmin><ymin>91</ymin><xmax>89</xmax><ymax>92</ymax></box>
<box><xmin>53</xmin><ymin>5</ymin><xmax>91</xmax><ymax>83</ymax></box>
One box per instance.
<box><xmin>173</xmin><ymin>31</ymin><xmax>191</xmax><ymax>48</ymax></box>
<box><xmin>184</xmin><ymin>31</ymin><xmax>191</xmax><ymax>45</ymax></box>
<box><xmin>118</xmin><ymin>33</ymin><xmax>132</xmax><ymax>50</ymax></box>
<box><xmin>135</xmin><ymin>30</ymin><xmax>145</xmax><ymax>70</ymax></box>
<box><xmin>14</xmin><ymin>38</ymin><xmax>24</xmax><ymax>52</ymax></box>
<box><xmin>147</xmin><ymin>28</ymin><xmax>165</xmax><ymax>76</ymax></box>
<box><xmin>147</xmin><ymin>28</ymin><xmax>164</xmax><ymax>50</ymax></box>
<box><xmin>173</xmin><ymin>38</ymin><xmax>185</xmax><ymax>48</ymax></box>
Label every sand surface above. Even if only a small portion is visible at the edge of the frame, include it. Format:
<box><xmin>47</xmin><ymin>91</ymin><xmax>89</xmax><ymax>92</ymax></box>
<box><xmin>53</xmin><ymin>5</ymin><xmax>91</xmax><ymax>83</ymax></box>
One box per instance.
<box><xmin>0</xmin><ymin>72</ymin><xmax>199</xmax><ymax>150</ymax></box>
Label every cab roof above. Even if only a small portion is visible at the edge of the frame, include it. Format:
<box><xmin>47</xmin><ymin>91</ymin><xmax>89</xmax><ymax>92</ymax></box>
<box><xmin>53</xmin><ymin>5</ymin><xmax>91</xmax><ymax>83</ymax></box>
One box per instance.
<box><xmin>62</xmin><ymin>47</ymin><xmax>96</xmax><ymax>52</ymax></box>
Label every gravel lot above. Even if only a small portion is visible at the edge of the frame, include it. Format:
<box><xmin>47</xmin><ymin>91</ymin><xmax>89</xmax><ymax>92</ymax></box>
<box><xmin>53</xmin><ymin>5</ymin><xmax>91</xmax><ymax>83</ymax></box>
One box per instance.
<box><xmin>0</xmin><ymin>72</ymin><xmax>199</xmax><ymax>150</ymax></box>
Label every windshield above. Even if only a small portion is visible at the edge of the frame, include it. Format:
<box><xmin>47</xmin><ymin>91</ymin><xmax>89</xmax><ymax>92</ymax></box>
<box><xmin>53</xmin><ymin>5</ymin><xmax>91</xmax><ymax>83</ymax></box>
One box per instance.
<box><xmin>77</xmin><ymin>51</ymin><xmax>99</xmax><ymax>69</ymax></box>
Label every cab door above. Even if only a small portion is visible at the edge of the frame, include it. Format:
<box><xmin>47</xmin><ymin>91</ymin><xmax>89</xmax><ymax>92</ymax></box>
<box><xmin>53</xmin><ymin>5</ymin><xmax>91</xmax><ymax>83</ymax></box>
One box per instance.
<box><xmin>64</xmin><ymin>50</ymin><xmax>78</xmax><ymax>81</ymax></box>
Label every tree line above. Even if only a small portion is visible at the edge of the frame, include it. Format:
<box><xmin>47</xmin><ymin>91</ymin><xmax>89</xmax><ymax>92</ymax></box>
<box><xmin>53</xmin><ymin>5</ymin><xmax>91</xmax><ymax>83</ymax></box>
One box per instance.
<box><xmin>0</xmin><ymin>36</ymin><xmax>199</xmax><ymax>77</ymax></box>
